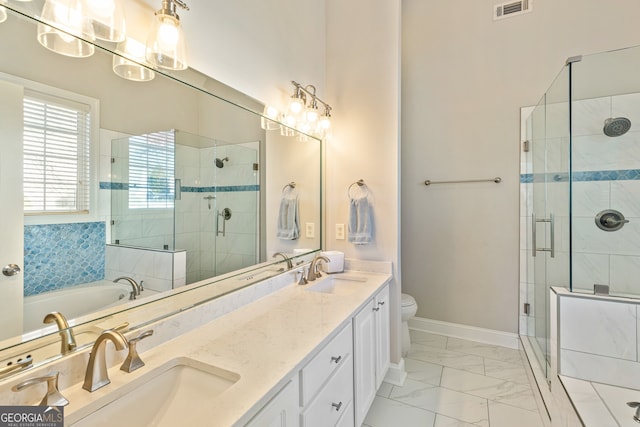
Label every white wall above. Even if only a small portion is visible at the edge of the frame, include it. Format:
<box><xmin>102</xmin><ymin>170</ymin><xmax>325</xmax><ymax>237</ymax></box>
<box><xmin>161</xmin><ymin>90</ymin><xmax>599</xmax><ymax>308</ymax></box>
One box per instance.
<box><xmin>325</xmin><ymin>0</ymin><xmax>402</xmax><ymax>363</ymax></box>
<box><xmin>402</xmin><ymin>0</ymin><xmax>640</xmax><ymax>333</ymax></box>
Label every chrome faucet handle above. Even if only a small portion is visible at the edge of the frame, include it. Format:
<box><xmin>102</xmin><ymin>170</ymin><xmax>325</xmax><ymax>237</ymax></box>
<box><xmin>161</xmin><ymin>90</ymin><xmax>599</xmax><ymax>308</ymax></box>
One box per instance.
<box><xmin>12</xmin><ymin>371</ymin><xmax>69</xmax><ymax>407</ymax></box>
<box><xmin>296</xmin><ymin>270</ymin><xmax>308</xmax><ymax>286</ymax></box>
<box><xmin>120</xmin><ymin>330</ymin><xmax>154</xmax><ymax>373</ymax></box>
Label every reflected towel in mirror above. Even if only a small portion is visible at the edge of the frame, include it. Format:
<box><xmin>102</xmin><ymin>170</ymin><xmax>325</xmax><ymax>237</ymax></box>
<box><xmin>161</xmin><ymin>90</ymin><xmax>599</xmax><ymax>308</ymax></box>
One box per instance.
<box><xmin>277</xmin><ymin>192</ymin><xmax>300</xmax><ymax>240</ymax></box>
<box><xmin>348</xmin><ymin>196</ymin><xmax>372</xmax><ymax>244</ymax></box>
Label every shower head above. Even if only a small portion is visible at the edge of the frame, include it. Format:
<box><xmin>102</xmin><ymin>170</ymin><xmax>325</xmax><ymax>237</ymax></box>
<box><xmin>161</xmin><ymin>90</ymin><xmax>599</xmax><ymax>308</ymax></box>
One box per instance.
<box><xmin>215</xmin><ymin>157</ymin><xmax>229</xmax><ymax>168</ymax></box>
<box><xmin>603</xmin><ymin>117</ymin><xmax>631</xmax><ymax>137</ymax></box>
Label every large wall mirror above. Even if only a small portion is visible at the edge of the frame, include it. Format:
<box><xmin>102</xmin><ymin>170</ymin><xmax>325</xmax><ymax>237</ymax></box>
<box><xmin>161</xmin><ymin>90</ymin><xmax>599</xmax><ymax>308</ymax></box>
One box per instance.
<box><xmin>0</xmin><ymin>2</ymin><xmax>322</xmax><ymax>373</ymax></box>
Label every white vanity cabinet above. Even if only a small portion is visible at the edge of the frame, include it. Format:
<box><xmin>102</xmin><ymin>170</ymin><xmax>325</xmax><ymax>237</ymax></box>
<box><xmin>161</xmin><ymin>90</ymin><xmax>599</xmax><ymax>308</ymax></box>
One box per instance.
<box><xmin>353</xmin><ymin>284</ymin><xmax>390</xmax><ymax>427</ymax></box>
<box><xmin>300</xmin><ymin>323</ymin><xmax>354</xmax><ymax>427</ymax></box>
<box><xmin>245</xmin><ymin>377</ymin><xmax>300</xmax><ymax>427</ymax></box>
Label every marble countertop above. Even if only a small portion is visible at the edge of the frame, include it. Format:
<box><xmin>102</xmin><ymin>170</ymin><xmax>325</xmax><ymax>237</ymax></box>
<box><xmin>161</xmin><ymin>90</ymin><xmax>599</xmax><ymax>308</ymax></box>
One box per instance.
<box><xmin>62</xmin><ymin>270</ymin><xmax>392</xmax><ymax>426</ymax></box>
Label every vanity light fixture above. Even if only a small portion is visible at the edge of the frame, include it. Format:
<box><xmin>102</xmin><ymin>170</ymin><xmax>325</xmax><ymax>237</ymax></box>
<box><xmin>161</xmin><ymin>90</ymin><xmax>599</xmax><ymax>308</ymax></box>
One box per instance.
<box><xmin>113</xmin><ymin>38</ymin><xmax>156</xmax><ymax>82</ymax></box>
<box><xmin>146</xmin><ymin>0</ymin><xmax>189</xmax><ymax>71</ymax></box>
<box><xmin>84</xmin><ymin>0</ymin><xmax>126</xmax><ymax>42</ymax></box>
<box><xmin>283</xmin><ymin>81</ymin><xmax>333</xmax><ymax>138</ymax></box>
<box><xmin>0</xmin><ymin>4</ymin><xmax>6</xmax><ymax>24</ymax></box>
<box><xmin>261</xmin><ymin>105</ymin><xmax>280</xmax><ymax>130</ymax></box>
<box><xmin>37</xmin><ymin>0</ymin><xmax>96</xmax><ymax>58</ymax></box>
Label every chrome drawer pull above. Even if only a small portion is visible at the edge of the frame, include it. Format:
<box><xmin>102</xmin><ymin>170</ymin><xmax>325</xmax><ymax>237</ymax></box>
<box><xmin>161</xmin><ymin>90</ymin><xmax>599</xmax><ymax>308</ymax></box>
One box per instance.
<box><xmin>331</xmin><ymin>401</ymin><xmax>343</xmax><ymax>412</ymax></box>
<box><xmin>378</xmin><ymin>301</ymin><xmax>385</xmax><ymax>306</ymax></box>
<box><xmin>330</xmin><ymin>355</ymin><xmax>342</xmax><ymax>364</ymax></box>
<box><xmin>373</xmin><ymin>307</ymin><xmax>380</xmax><ymax>312</ymax></box>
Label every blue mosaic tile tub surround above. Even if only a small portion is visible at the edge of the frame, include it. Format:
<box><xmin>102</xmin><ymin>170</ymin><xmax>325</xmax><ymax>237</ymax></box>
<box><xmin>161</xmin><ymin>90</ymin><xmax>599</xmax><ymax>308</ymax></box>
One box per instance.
<box><xmin>24</xmin><ymin>222</ymin><xmax>105</xmax><ymax>296</ymax></box>
<box><xmin>520</xmin><ymin>169</ymin><xmax>640</xmax><ymax>183</ymax></box>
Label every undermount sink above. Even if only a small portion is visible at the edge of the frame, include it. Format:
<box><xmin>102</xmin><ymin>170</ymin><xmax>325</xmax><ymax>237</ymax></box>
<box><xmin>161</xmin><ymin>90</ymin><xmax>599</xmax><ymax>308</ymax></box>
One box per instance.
<box><xmin>71</xmin><ymin>358</ymin><xmax>239</xmax><ymax>427</ymax></box>
<box><xmin>305</xmin><ymin>274</ymin><xmax>368</xmax><ymax>296</ymax></box>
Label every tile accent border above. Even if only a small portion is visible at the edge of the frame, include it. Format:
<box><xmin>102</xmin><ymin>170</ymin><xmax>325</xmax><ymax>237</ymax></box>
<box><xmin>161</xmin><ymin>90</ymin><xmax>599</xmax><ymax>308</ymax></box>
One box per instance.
<box><xmin>520</xmin><ymin>168</ymin><xmax>640</xmax><ymax>183</ymax></box>
<box><xmin>409</xmin><ymin>316</ymin><xmax>520</xmax><ymax>350</ymax></box>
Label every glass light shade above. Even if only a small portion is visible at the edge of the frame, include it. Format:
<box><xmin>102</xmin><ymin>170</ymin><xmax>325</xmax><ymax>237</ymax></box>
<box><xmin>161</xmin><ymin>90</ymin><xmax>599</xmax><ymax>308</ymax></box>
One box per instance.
<box><xmin>319</xmin><ymin>115</ymin><xmax>331</xmax><ymax>131</ymax></box>
<box><xmin>304</xmin><ymin>105</ymin><xmax>319</xmax><ymax>123</ymax></box>
<box><xmin>84</xmin><ymin>0</ymin><xmax>126</xmax><ymax>42</ymax></box>
<box><xmin>261</xmin><ymin>105</ymin><xmax>280</xmax><ymax>130</ymax></box>
<box><xmin>37</xmin><ymin>0</ymin><xmax>95</xmax><ymax>58</ymax></box>
<box><xmin>0</xmin><ymin>6</ymin><xmax>6</xmax><ymax>24</ymax></box>
<box><xmin>113</xmin><ymin>38</ymin><xmax>155</xmax><ymax>82</ymax></box>
<box><xmin>146</xmin><ymin>14</ymin><xmax>188</xmax><ymax>70</ymax></box>
<box><xmin>288</xmin><ymin>96</ymin><xmax>304</xmax><ymax>114</ymax></box>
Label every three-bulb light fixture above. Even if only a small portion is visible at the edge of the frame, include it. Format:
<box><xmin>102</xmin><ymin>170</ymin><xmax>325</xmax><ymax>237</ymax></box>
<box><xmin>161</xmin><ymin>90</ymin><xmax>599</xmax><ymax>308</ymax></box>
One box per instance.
<box><xmin>262</xmin><ymin>81</ymin><xmax>333</xmax><ymax>139</ymax></box>
<box><xmin>7</xmin><ymin>0</ymin><xmax>190</xmax><ymax>82</ymax></box>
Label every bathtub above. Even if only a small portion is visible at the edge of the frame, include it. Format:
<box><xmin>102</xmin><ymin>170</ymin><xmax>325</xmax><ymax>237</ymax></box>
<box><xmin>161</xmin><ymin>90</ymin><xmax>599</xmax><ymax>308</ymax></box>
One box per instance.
<box><xmin>23</xmin><ymin>281</ymin><xmax>134</xmax><ymax>333</ymax></box>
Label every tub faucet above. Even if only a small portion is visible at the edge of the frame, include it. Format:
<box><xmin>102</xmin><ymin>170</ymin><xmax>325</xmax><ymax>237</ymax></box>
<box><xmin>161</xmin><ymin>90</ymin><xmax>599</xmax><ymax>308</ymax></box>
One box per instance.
<box><xmin>307</xmin><ymin>254</ymin><xmax>330</xmax><ymax>282</ymax></box>
<box><xmin>43</xmin><ymin>311</ymin><xmax>76</xmax><ymax>355</ymax></box>
<box><xmin>113</xmin><ymin>276</ymin><xmax>142</xmax><ymax>300</ymax></box>
<box><xmin>82</xmin><ymin>329</ymin><xmax>127</xmax><ymax>392</ymax></box>
<box><xmin>273</xmin><ymin>252</ymin><xmax>293</xmax><ymax>270</ymax></box>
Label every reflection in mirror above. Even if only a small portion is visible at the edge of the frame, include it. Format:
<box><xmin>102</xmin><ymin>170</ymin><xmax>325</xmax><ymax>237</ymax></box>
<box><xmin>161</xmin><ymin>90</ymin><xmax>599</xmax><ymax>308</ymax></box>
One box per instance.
<box><xmin>0</xmin><ymin>3</ymin><xmax>322</xmax><ymax>373</ymax></box>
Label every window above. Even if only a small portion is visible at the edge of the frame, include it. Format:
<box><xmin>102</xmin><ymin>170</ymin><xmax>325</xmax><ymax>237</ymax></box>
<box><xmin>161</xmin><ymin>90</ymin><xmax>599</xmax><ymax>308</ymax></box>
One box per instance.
<box><xmin>23</xmin><ymin>90</ymin><xmax>91</xmax><ymax>214</ymax></box>
<box><xmin>128</xmin><ymin>131</ymin><xmax>175</xmax><ymax>209</ymax></box>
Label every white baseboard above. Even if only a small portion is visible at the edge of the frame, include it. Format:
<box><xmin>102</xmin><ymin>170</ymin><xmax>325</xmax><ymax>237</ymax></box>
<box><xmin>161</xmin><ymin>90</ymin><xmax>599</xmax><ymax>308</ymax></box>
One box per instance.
<box><xmin>408</xmin><ymin>317</ymin><xmax>519</xmax><ymax>350</ymax></box>
<box><xmin>383</xmin><ymin>358</ymin><xmax>407</xmax><ymax>386</ymax></box>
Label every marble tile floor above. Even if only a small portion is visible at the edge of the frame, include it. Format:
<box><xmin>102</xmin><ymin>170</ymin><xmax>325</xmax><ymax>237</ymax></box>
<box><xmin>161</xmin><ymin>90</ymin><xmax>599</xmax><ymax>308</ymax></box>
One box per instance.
<box><xmin>363</xmin><ymin>330</ymin><xmax>545</xmax><ymax>427</ymax></box>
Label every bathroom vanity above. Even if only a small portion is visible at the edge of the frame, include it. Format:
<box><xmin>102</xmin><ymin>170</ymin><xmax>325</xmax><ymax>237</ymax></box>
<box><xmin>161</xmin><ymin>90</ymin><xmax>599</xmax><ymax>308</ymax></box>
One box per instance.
<box><xmin>0</xmin><ymin>262</ymin><xmax>391</xmax><ymax>427</ymax></box>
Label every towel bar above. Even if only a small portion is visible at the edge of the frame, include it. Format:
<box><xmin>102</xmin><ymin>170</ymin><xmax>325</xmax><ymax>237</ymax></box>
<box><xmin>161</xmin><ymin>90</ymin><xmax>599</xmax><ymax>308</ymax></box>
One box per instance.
<box><xmin>424</xmin><ymin>177</ymin><xmax>502</xmax><ymax>186</ymax></box>
<box><xmin>282</xmin><ymin>182</ymin><xmax>296</xmax><ymax>192</ymax></box>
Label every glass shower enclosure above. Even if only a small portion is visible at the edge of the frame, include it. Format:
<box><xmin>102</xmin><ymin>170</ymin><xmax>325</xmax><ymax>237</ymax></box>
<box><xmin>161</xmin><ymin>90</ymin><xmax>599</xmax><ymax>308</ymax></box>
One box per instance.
<box><xmin>521</xmin><ymin>45</ymin><xmax>640</xmax><ymax>380</ymax></box>
<box><xmin>110</xmin><ymin>129</ymin><xmax>259</xmax><ymax>284</ymax></box>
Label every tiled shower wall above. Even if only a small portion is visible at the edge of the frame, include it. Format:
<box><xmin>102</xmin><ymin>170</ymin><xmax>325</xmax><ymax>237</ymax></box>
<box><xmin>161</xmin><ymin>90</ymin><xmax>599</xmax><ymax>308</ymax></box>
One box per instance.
<box><xmin>520</xmin><ymin>92</ymin><xmax>640</xmax><ymax>333</ymax></box>
<box><xmin>175</xmin><ymin>142</ymin><xmax>259</xmax><ymax>284</ymax></box>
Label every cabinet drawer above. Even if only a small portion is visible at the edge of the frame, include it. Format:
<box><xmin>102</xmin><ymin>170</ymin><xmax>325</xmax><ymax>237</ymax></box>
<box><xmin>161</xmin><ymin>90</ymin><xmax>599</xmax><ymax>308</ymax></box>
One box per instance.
<box><xmin>300</xmin><ymin>323</ymin><xmax>353</xmax><ymax>405</ymax></box>
<box><xmin>301</xmin><ymin>353</ymin><xmax>354</xmax><ymax>427</ymax></box>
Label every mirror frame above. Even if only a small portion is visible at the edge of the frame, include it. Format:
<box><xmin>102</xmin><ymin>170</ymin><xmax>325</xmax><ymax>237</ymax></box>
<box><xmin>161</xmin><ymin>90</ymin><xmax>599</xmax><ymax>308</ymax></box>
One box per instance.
<box><xmin>0</xmin><ymin>2</ymin><xmax>323</xmax><ymax>375</ymax></box>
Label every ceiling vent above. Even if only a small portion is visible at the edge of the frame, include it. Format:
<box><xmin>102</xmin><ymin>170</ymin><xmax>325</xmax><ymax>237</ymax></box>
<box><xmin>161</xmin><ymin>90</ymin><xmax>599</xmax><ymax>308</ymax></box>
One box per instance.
<box><xmin>494</xmin><ymin>0</ymin><xmax>532</xmax><ymax>20</ymax></box>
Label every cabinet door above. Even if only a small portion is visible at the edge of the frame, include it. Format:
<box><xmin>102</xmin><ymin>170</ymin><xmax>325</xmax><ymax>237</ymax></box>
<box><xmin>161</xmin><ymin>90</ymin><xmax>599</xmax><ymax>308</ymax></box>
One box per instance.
<box><xmin>245</xmin><ymin>377</ymin><xmax>299</xmax><ymax>427</ymax></box>
<box><xmin>374</xmin><ymin>285</ymin><xmax>390</xmax><ymax>389</ymax></box>
<box><xmin>353</xmin><ymin>299</ymin><xmax>376</xmax><ymax>427</ymax></box>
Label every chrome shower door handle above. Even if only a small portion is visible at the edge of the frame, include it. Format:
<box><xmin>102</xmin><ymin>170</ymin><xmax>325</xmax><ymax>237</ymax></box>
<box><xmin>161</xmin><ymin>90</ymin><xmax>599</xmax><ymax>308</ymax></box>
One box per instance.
<box><xmin>531</xmin><ymin>213</ymin><xmax>536</xmax><ymax>258</ymax></box>
<box><xmin>533</xmin><ymin>212</ymin><xmax>554</xmax><ymax>258</ymax></box>
<box><xmin>549</xmin><ymin>213</ymin><xmax>555</xmax><ymax>258</ymax></box>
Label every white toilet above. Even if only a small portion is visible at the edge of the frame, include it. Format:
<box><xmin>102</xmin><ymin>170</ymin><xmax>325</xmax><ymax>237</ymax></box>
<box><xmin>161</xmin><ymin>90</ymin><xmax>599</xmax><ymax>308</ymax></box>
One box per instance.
<box><xmin>401</xmin><ymin>293</ymin><xmax>418</xmax><ymax>357</ymax></box>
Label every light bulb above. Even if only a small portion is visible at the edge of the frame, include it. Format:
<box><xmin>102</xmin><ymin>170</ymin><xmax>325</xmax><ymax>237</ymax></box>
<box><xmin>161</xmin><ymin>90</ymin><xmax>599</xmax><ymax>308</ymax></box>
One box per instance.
<box><xmin>85</xmin><ymin>0</ymin><xmax>115</xmax><ymax>19</ymax></box>
<box><xmin>261</xmin><ymin>105</ymin><xmax>280</xmax><ymax>130</ymax></box>
<box><xmin>158</xmin><ymin>18</ymin><xmax>179</xmax><ymax>49</ymax></box>
<box><xmin>265</xmin><ymin>105</ymin><xmax>279</xmax><ymax>119</ymax></box>
<box><xmin>289</xmin><ymin>97</ymin><xmax>304</xmax><ymax>114</ymax></box>
<box><xmin>305</xmin><ymin>107</ymin><xmax>319</xmax><ymax>123</ymax></box>
<box><xmin>319</xmin><ymin>115</ymin><xmax>331</xmax><ymax>130</ymax></box>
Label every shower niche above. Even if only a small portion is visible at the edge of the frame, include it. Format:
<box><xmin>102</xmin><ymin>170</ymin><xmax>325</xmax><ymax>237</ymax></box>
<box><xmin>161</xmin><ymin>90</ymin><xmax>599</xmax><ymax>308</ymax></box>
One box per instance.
<box><xmin>110</xmin><ymin>129</ymin><xmax>259</xmax><ymax>284</ymax></box>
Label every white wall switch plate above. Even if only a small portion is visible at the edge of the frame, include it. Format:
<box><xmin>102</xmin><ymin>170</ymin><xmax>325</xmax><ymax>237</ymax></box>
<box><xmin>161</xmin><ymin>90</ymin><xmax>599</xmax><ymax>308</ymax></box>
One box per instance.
<box><xmin>335</xmin><ymin>223</ymin><xmax>345</xmax><ymax>240</ymax></box>
<box><xmin>305</xmin><ymin>222</ymin><xmax>315</xmax><ymax>238</ymax></box>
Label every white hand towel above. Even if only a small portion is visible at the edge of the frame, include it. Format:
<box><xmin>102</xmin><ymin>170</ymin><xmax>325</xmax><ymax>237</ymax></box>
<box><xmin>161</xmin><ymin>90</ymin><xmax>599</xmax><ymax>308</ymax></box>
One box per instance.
<box><xmin>348</xmin><ymin>196</ymin><xmax>372</xmax><ymax>244</ymax></box>
<box><xmin>276</xmin><ymin>193</ymin><xmax>300</xmax><ymax>240</ymax></box>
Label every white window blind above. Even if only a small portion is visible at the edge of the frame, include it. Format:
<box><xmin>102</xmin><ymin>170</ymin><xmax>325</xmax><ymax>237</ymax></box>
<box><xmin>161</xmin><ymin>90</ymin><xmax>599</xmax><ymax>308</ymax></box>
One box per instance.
<box><xmin>23</xmin><ymin>91</ymin><xmax>91</xmax><ymax>214</ymax></box>
<box><xmin>128</xmin><ymin>131</ymin><xmax>175</xmax><ymax>209</ymax></box>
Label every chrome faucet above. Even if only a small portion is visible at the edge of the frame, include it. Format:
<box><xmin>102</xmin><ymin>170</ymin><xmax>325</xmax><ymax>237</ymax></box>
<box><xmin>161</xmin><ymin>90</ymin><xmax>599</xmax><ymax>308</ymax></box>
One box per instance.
<box><xmin>113</xmin><ymin>276</ymin><xmax>143</xmax><ymax>300</ymax></box>
<box><xmin>82</xmin><ymin>329</ymin><xmax>127</xmax><ymax>392</ymax></box>
<box><xmin>307</xmin><ymin>254</ymin><xmax>330</xmax><ymax>282</ymax></box>
<box><xmin>43</xmin><ymin>312</ymin><xmax>76</xmax><ymax>355</ymax></box>
<box><xmin>273</xmin><ymin>252</ymin><xmax>293</xmax><ymax>270</ymax></box>
<box><xmin>12</xmin><ymin>371</ymin><xmax>68</xmax><ymax>406</ymax></box>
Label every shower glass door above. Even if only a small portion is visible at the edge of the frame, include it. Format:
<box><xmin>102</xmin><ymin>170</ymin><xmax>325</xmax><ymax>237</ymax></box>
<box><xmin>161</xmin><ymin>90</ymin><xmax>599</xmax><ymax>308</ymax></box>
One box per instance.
<box><xmin>525</xmin><ymin>66</ymin><xmax>571</xmax><ymax>381</ymax></box>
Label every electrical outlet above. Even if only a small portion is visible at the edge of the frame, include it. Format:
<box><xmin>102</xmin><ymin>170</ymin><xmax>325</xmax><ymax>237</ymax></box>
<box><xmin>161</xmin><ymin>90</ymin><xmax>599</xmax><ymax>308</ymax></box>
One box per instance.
<box><xmin>305</xmin><ymin>222</ymin><xmax>315</xmax><ymax>238</ymax></box>
<box><xmin>335</xmin><ymin>223</ymin><xmax>345</xmax><ymax>240</ymax></box>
